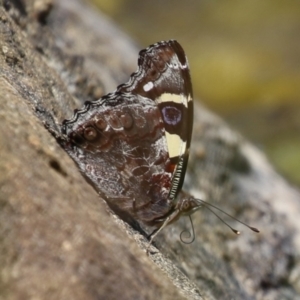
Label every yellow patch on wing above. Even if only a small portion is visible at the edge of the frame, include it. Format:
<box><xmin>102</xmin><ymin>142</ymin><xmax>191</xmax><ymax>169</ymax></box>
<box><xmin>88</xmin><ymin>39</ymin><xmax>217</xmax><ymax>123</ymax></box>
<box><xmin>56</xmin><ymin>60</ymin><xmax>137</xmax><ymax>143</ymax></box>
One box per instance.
<box><xmin>157</xmin><ymin>93</ymin><xmax>188</xmax><ymax>107</ymax></box>
<box><xmin>165</xmin><ymin>132</ymin><xmax>186</xmax><ymax>159</ymax></box>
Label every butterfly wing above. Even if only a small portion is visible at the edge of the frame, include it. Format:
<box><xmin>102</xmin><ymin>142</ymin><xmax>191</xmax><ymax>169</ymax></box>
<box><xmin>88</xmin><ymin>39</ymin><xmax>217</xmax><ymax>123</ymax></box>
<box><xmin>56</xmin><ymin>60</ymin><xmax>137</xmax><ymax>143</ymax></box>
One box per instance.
<box><xmin>62</xmin><ymin>40</ymin><xmax>193</xmax><ymax>228</ymax></box>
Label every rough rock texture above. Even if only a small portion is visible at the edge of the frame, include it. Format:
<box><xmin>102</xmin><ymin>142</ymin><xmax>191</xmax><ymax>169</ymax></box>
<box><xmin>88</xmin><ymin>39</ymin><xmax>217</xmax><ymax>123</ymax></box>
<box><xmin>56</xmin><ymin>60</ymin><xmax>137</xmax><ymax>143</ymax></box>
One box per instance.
<box><xmin>0</xmin><ymin>0</ymin><xmax>300</xmax><ymax>299</ymax></box>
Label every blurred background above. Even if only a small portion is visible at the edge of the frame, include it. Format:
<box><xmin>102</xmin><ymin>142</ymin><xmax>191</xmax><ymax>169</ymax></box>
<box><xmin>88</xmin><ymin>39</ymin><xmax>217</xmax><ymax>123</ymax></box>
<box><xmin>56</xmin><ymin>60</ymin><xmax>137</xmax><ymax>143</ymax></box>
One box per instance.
<box><xmin>90</xmin><ymin>0</ymin><xmax>300</xmax><ymax>186</ymax></box>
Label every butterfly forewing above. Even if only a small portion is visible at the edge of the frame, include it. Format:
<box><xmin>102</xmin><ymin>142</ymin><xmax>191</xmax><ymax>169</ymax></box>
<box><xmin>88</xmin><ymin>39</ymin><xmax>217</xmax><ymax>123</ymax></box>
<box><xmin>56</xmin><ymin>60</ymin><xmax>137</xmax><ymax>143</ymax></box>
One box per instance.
<box><xmin>118</xmin><ymin>40</ymin><xmax>193</xmax><ymax>200</ymax></box>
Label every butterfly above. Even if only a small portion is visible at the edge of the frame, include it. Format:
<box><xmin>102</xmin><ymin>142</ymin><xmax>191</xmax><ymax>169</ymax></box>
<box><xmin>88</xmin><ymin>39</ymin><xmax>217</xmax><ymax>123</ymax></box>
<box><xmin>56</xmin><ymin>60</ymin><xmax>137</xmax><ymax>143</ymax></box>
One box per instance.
<box><xmin>61</xmin><ymin>40</ymin><xmax>258</xmax><ymax>244</ymax></box>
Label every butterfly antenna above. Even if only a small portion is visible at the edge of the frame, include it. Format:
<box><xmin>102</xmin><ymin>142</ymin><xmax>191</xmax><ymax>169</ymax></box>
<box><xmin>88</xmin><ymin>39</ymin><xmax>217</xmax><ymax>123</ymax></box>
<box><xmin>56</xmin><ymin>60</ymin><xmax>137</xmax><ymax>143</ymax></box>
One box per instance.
<box><xmin>180</xmin><ymin>215</ymin><xmax>195</xmax><ymax>244</ymax></box>
<box><xmin>197</xmin><ymin>199</ymin><xmax>259</xmax><ymax>234</ymax></box>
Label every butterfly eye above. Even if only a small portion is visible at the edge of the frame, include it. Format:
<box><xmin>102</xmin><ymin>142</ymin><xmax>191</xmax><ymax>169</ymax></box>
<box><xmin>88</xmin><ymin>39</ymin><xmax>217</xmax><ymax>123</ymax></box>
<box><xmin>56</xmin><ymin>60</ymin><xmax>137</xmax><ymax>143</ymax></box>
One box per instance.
<box><xmin>183</xmin><ymin>200</ymin><xmax>191</xmax><ymax>211</ymax></box>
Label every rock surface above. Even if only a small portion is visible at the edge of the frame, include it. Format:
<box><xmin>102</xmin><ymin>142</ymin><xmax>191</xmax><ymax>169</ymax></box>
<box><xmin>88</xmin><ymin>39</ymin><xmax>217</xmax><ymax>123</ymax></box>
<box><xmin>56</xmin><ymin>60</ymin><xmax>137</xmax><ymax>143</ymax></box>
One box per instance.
<box><xmin>0</xmin><ymin>0</ymin><xmax>299</xmax><ymax>299</ymax></box>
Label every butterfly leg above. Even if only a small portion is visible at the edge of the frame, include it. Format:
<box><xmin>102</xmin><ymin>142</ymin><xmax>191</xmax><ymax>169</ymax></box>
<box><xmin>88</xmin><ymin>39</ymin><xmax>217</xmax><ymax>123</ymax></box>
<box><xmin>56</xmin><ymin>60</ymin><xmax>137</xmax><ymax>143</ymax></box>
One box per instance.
<box><xmin>146</xmin><ymin>208</ymin><xmax>181</xmax><ymax>253</ymax></box>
